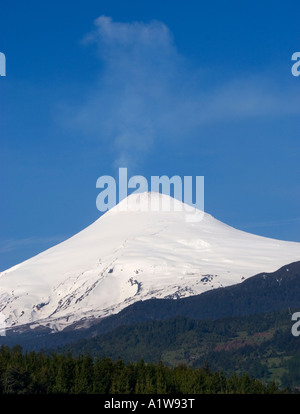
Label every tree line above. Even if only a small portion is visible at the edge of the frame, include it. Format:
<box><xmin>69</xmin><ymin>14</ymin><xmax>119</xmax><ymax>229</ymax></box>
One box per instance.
<box><xmin>0</xmin><ymin>345</ymin><xmax>283</xmax><ymax>394</ymax></box>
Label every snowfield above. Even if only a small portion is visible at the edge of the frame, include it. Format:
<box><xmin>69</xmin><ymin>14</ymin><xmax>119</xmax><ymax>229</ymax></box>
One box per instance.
<box><xmin>0</xmin><ymin>192</ymin><xmax>299</xmax><ymax>332</ymax></box>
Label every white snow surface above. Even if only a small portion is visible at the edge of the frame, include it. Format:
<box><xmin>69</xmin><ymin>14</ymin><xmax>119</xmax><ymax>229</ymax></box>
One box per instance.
<box><xmin>0</xmin><ymin>191</ymin><xmax>299</xmax><ymax>332</ymax></box>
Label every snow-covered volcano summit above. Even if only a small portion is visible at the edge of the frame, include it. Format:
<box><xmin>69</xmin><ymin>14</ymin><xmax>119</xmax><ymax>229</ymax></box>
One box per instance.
<box><xmin>0</xmin><ymin>191</ymin><xmax>299</xmax><ymax>332</ymax></box>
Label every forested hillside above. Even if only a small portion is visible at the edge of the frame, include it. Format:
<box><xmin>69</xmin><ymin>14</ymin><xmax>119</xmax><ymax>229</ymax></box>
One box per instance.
<box><xmin>0</xmin><ymin>345</ymin><xmax>282</xmax><ymax>394</ymax></box>
<box><xmin>60</xmin><ymin>309</ymin><xmax>300</xmax><ymax>389</ymax></box>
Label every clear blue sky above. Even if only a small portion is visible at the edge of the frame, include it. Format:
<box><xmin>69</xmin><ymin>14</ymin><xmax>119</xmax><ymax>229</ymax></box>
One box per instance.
<box><xmin>1</xmin><ymin>0</ymin><xmax>300</xmax><ymax>271</ymax></box>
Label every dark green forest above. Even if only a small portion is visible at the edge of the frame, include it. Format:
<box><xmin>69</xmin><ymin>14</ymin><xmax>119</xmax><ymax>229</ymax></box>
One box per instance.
<box><xmin>0</xmin><ymin>345</ymin><xmax>283</xmax><ymax>394</ymax></box>
<box><xmin>59</xmin><ymin>309</ymin><xmax>300</xmax><ymax>389</ymax></box>
<box><xmin>1</xmin><ymin>310</ymin><xmax>299</xmax><ymax>393</ymax></box>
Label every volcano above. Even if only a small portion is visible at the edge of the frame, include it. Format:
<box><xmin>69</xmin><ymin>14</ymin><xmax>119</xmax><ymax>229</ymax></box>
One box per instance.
<box><xmin>0</xmin><ymin>192</ymin><xmax>299</xmax><ymax>332</ymax></box>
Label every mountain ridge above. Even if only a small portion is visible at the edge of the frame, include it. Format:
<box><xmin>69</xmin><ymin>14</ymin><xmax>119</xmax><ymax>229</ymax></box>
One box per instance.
<box><xmin>1</xmin><ymin>260</ymin><xmax>299</xmax><ymax>350</ymax></box>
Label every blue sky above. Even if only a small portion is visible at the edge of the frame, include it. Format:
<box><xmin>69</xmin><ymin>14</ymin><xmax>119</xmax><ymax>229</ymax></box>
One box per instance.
<box><xmin>1</xmin><ymin>0</ymin><xmax>300</xmax><ymax>271</ymax></box>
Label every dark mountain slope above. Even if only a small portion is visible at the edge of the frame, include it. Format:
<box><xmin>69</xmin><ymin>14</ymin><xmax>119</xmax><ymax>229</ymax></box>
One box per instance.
<box><xmin>59</xmin><ymin>308</ymin><xmax>299</xmax><ymax>388</ymax></box>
